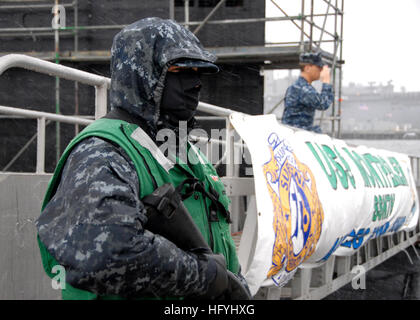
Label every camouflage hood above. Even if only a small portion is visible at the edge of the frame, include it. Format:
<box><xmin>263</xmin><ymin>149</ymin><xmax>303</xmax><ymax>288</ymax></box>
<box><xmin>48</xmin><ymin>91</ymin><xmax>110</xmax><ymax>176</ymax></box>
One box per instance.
<box><xmin>109</xmin><ymin>17</ymin><xmax>216</xmax><ymax>134</ymax></box>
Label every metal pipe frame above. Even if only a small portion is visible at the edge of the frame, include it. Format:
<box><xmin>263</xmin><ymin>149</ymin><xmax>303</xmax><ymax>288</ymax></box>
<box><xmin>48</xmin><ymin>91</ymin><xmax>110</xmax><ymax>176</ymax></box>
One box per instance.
<box><xmin>0</xmin><ymin>54</ymin><xmax>239</xmax><ymax>173</ymax></box>
<box><xmin>36</xmin><ymin>117</ymin><xmax>46</xmax><ymax>174</ymax></box>
<box><xmin>2</xmin><ymin>119</ymin><xmax>51</xmax><ymax>172</ymax></box>
<box><xmin>0</xmin><ymin>16</ymin><xmax>312</xmax><ymax>35</ymax></box>
<box><xmin>321</xmin><ymin>0</ymin><xmax>342</xmax><ymax>13</ymax></box>
<box><xmin>193</xmin><ymin>0</ymin><xmax>226</xmax><ymax>35</ymax></box>
<box><xmin>0</xmin><ymin>105</ymin><xmax>93</xmax><ymax>173</ymax></box>
<box><xmin>271</xmin><ymin>0</ymin><xmax>311</xmax><ymax>41</ymax></box>
<box><xmin>184</xmin><ymin>0</ymin><xmax>190</xmax><ymax>30</ymax></box>
<box><xmin>0</xmin><ymin>3</ymin><xmax>73</xmax><ymax>10</ymax></box>
<box><xmin>0</xmin><ymin>31</ymin><xmax>74</xmax><ymax>38</ymax></box>
<box><xmin>0</xmin><ymin>54</ymin><xmax>110</xmax><ymax>88</ymax></box>
<box><xmin>74</xmin><ymin>0</ymin><xmax>80</xmax><ymax>135</ymax></box>
<box><xmin>1</xmin><ymin>3</ymin><xmax>408</xmax><ymax>301</ymax></box>
<box><xmin>169</xmin><ymin>0</ymin><xmax>175</xmax><ymax>20</ymax></box>
<box><xmin>337</xmin><ymin>0</ymin><xmax>344</xmax><ymax>137</ymax></box>
<box><xmin>54</xmin><ymin>0</ymin><xmax>61</xmax><ymax>170</ymax></box>
<box><xmin>316</xmin><ymin>0</ymin><xmax>332</xmax><ymax>48</ymax></box>
<box><xmin>309</xmin><ymin>0</ymin><xmax>314</xmax><ymax>50</ymax></box>
<box><xmin>291</xmin><ymin>230</ymin><xmax>419</xmax><ymax>300</ymax></box>
<box><xmin>0</xmin><ymin>54</ymin><xmax>235</xmax><ymax>120</ymax></box>
<box><xmin>1</xmin><ymin>60</ymin><xmax>417</xmax><ymax>301</ymax></box>
<box><xmin>0</xmin><ymin>54</ymin><xmax>110</xmax><ymax>120</ymax></box>
<box><xmin>269</xmin><ymin>0</ymin><xmax>344</xmax><ymax>137</ymax></box>
<box><xmin>0</xmin><ymin>105</ymin><xmax>93</xmax><ymax>126</ymax></box>
<box><xmin>255</xmin><ymin>152</ymin><xmax>420</xmax><ymax>300</ymax></box>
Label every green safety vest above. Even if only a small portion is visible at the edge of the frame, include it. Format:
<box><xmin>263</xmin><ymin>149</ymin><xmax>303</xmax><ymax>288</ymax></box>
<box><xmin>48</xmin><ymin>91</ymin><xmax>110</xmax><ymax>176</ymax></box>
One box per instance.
<box><xmin>37</xmin><ymin>118</ymin><xmax>240</xmax><ymax>300</ymax></box>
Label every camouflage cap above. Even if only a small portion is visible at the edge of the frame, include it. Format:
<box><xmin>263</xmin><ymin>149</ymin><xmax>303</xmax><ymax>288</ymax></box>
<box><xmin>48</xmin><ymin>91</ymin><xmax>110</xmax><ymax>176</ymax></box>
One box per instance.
<box><xmin>172</xmin><ymin>59</ymin><xmax>219</xmax><ymax>74</ymax></box>
<box><xmin>299</xmin><ymin>52</ymin><xmax>324</xmax><ymax>67</ymax></box>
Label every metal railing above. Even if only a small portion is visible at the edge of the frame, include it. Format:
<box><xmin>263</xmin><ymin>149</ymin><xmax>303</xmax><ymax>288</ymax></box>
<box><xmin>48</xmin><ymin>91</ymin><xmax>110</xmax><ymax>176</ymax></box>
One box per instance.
<box><xmin>254</xmin><ymin>153</ymin><xmax>420</xmax><ymax>300</ymax></box>
<box><xmin>0</xmin><ymin>105</ymin><xmax>92</xmax><ymax>173</ymax></box>
<box><xmin>0</xmin><ymin>54</ymin><xmax>241</xmax><ymax>173</ymax></box>
<box><xmin>0</xmin><ymin>54</ymin><xmax>110</xmax><ymax>119</ymax></box>
<box><xmin>1</xmin><ymin>54</ymin><xmax>418</xmax><ymax>300</ymax></box>
<box><xmin>0</xmin><ymin>0</ymin><xmax>344</xmax><ymax>138</ymax></box>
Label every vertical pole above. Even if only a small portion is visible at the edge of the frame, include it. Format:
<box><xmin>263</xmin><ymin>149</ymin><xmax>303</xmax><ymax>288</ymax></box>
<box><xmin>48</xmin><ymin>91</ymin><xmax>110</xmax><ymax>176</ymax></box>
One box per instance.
<box><xmin>169</xmin><ymin>0</ymin><xmax>175</xmax><ymax>20</ymax></box>
<box><xmin>408</xmin><ymin>156</ymin><xmax>417</xmax><ymax>180</ymax></box>
<box><xmin>309</xmin><ymin>0</ymin><xmax>314</xmax><ymax>50</ymax></box>
<box><xmin>74</xmin><ymin>0</ymin><xmax>79</xmax><ymax>135</ymax></box>
<box><xmin>184</xmin><ymin>0</ymin><xmax>189</xmax><ymax>30</ymax></box>
<box><xmin>193</xmin><ymin>0</ymin><xmax>226</xmax><ymax>35</ymax></box>
<box><xmin>206</xmin><ymin>139</ymin><xmax>212</xmax><ymax>164</ymax></box>
<box><xmin>36</xmin><ymin>117</ymin><xmax>46</xmax><ymax>174</ymax></box>
<box><xmin>230</xmin><ymin>137</ymin><xmax>242</xmax><ymax>233</ymax></box>
<box><xmin>74</xmin><ymin>0</ymin><xmax>79</xmax><ymax>51</ymax></box>
<box><xmin>417</xmin><ymin>158</ymin><xmax>420</xmax><ymax>182</ymax></box>
<box><xmin>225</xmin><ymin>119</ymin><xmax>234</xmax><ymax>177</ymax></box>
<box><xmin>331</xmin><ymin>0</ymin><xmax>338</xmax><ymax>137</ymax></box>
<box><xmin>317</xmin><ymin>0</ymin><xmax>331</xmax><ymax>48</ymax></box>
<box><xmin>54</xmin><ymin>0</ymin><xmax>61</xmax><ymax>163</ymax></box>
<box><xmin>291</xmin><ymin>268</ymin><xmax>312</xmax><ymax>299</ymax></box>
<box><xmin>225</xmin><ymin>118</ymin><xmax>238</xmax><ymax>232</ymax></box>
<box><xmin>95</xmin><ymin>84</ymin><xmax>108</xmax><ymax>119</ymax></box>
<box><xmin>300</xmin><ymin>0</ymin><xmax>305</xmax><ymax>51</ymax></box>
<box><xmin>337</xmin><ymin>0</ymin><xmax>344</xmax><ymax>138</ymax></box>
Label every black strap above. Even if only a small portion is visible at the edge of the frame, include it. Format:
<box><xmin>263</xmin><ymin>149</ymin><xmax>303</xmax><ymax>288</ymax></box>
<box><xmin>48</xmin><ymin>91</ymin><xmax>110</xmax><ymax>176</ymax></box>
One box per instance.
<box><xmin>176</xmin><ymin>177</ymin><xmax>232</xmax><ymax>224</ymax></box>
<box><xmin>142</xmin><ymin>187</ymin><xmax>180</xmax><ymax>220</ymax></box>
<box><xmin>105</xmin><ymin>108</ymin><xmax>231</xmax><ymax>224</ymax></box>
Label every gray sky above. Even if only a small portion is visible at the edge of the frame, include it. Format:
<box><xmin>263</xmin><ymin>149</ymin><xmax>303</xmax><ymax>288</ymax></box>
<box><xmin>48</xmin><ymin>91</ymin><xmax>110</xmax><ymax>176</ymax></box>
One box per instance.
<box><xmin>266</xmin><ymin>0</ymin><xmax>420</xmax><ymax>92</ymax></box>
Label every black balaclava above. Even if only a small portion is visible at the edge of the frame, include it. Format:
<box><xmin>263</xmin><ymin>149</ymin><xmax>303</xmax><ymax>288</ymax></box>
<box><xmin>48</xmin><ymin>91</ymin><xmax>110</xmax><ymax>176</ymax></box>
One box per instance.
<box><xmin>109</xmin><ymin>18</ymin><xmax>217</xmax><ymax>139</ymax></box>
<box><xmin>159</xmin><ymin>70</ymin><xmax>202</xmax><ymax>128</ymax></box>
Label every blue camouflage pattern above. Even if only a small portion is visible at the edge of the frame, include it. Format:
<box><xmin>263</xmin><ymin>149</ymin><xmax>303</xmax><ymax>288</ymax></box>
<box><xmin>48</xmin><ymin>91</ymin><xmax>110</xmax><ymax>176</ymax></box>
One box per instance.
<box><xmin>281</xmin><ymin>76</ymin><xmax>334</xmax><ymax>133</ymax></box>
<box><xmin>110</xmin><ymin>17</ymin><xmax>217</xmax><ymax>137</ymax></box>
<box><xmin>299</xmin><ymin>51</ymin><xmax>324</xmax><ymax>67</ymax></box>
<box><xmin>35</xmin><ymin>18</ymin><xmax>233</xmax><ymax>298</ymax></box>
<box><xmin>36</xmin><ymin>137</ymin><xmax>215</xmax><ymax>297</ymax></box>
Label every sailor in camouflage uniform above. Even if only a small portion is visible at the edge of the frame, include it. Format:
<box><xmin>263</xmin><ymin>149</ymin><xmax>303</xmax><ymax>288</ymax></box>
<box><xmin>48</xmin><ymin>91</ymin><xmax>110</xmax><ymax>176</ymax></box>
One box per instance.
<box><xmin>281</xmin><ymin>52</ymin><xmax>334</xmax><ymax>133</ymax></box>
<box><xmin>36</xmin><ymin>17</ymin><xmax>249</xmax><ymax>300</ymax></box>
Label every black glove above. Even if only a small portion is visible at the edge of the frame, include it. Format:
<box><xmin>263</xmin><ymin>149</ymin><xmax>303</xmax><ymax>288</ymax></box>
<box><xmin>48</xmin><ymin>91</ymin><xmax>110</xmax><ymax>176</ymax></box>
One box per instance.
<box><xmin>224</xmin><ymin>270</ymin><xmax>252</xmax><ymax>300</ymax></box>
<box><xmin>193</xmin><ymin>253</ymin><xmax>251</xmax><ymax>300</ymax></box>
<box><xmin>194</xmin><ymin>253</ymin><xmax>229</xmax><ymax>300</ymax></box>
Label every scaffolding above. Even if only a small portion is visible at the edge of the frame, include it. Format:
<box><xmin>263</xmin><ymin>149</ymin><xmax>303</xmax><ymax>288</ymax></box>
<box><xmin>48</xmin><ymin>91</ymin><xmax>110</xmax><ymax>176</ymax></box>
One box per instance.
<box><xmin>0</xmin><ymin>55</ymin><xmax>419</xmax><ymax>300</ymax></box>
<box><xmin>0</xmin><ymin>0</ymin><xmax>343</xmax><ymax>165</ymax></box>
<box><xmin>2</xmin><ymin>2</ymin><xmax>420</xmax><ymax>302</ymax></box>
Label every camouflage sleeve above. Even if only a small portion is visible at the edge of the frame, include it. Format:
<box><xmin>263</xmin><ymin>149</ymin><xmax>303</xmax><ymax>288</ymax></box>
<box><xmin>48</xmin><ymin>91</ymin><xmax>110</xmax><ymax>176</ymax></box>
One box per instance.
<box><xmin>300</xmin><ymin>83</ymin><xmax>334</xmax><ymax>111</ymax></box>
<box><xmin>36</xmin><ymin>137</ymin><xmax>216</xmax><ymax>298</ymax></box>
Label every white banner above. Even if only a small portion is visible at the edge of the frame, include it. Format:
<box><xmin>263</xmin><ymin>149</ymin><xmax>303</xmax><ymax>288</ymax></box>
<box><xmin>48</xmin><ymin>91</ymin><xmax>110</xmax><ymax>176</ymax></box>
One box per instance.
<box><xmin>230</xmin><ymin>113</ymin><xmax>419</xmax><ymax>295</ymax></box>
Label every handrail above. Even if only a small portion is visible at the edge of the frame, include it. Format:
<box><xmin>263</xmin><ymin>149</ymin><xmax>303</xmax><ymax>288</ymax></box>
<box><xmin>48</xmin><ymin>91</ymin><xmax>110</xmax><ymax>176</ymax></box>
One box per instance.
<box><xmin>0</xmin><ymin>54</ymin><xmax>109</xmax><ymax>119</ymax></box>
<box><xmin>197</xmin><ymin>101</ymin><xmax>236</xmax><ymax>117</ymax></box>
<box><xmin>0</xmin><ymin>54</ymin><xmax>241</xmax><ymax>175</ymax></box>
<box><xmin>0</xmin><ymin>105</ymin><xmax>93</xmax><ymax>174</ymax></box>
<box><xmin>0</xmin><ymin>104</ymin><xmax>243</xmax><ymax>173</ymax></box>
<box><xmin>0</xmin><ymin>105</ymin><xmax>93</xmax><ymax>126</ymax></box>
<box><xmin>0</xmin><ymin>54</ymin><xmax>110</xmax><ymax>87</ymax></box>
<box><xmin>0</xmin><ymin>54</ymin><xmax>238</xmax><ymax>119</ymax></box>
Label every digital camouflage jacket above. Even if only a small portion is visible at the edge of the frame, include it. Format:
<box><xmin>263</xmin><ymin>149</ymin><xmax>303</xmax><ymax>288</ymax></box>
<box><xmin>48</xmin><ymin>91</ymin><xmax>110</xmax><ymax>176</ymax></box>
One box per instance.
<box><xmin>281</xmin><ymin>76</ymin><xmax>334</xmax><ymax>133</ymax></box>
<box><xmin>36</xmin><ymin>17</ymin><xmax>247</xmax><ymax>299</ymax></box>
